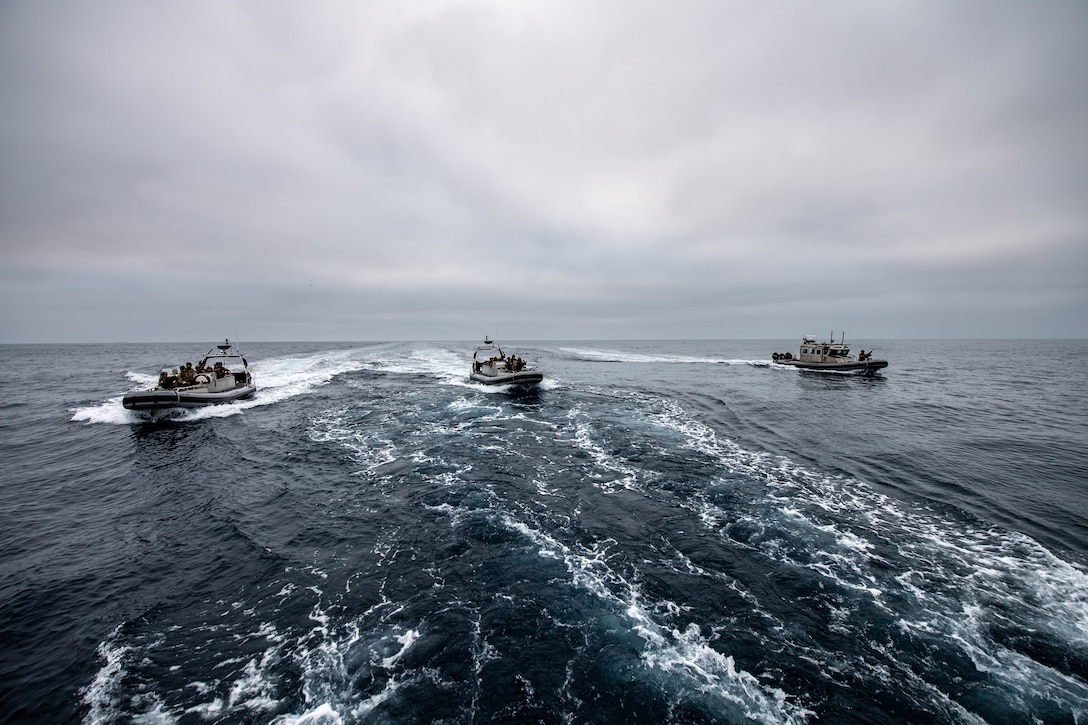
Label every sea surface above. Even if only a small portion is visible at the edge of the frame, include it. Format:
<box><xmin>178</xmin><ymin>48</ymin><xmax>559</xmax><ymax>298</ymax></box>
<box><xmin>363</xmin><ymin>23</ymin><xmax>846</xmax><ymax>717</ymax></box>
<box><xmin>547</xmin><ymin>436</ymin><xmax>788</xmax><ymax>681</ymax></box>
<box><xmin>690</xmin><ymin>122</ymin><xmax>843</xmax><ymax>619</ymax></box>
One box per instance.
<box><xmin>1</xmin><ymin>339</ymin><xmax>1086</xmax><ymax>724</ymax></box>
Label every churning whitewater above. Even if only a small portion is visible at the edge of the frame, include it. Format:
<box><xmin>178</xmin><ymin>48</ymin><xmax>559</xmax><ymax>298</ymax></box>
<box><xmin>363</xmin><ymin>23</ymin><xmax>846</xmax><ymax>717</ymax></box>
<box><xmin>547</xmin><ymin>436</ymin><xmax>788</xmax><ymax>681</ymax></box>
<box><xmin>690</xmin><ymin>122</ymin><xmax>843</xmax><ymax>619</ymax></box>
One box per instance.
<box><xmin>1</xmin><ymin>339</ymin><xmax>1085</xmax><ymax>723</ymax></box>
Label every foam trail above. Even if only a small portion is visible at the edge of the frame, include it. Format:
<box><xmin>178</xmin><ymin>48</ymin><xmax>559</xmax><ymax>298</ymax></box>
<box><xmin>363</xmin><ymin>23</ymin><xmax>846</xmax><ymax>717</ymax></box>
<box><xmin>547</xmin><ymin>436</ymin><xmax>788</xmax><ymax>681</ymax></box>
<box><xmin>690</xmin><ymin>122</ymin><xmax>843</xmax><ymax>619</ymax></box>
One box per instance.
<box><xmin>501</xmin><ymin>514</ymin><xmax>812</xmax><ymax>724</ymax></box>
<box><xmin>70</xmin><ymin>348</ymin><xmax>369</xmax><ymax>424</ymax></box>
<box><xmin>381</xmin><ymin>345</ymin><xmax>557</xmax><ymax>393</ymax></box>
<box><xmin>642</xmin><ymin>393</ymin><xmax>1088</xmax><ymax>717</ymax></box>
<box><xmin>81</xmin><ymin>629</ymin><xmax>130</xmax><ymax>725</ymax></box>
<box><xmin>560</xmin><ymin>346</ymin><xmax>766</xmax><ymax>366</ymax></box>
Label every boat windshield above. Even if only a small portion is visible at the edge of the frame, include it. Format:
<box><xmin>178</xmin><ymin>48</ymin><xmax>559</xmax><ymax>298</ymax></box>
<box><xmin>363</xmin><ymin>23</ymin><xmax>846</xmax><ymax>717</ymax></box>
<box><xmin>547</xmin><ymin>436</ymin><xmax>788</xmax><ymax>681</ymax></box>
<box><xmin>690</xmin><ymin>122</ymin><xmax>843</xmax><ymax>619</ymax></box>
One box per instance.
<box><xmin>201</xmin><ymin>355</ymin><xmax>247</xmax><ymax>369</ymax></box>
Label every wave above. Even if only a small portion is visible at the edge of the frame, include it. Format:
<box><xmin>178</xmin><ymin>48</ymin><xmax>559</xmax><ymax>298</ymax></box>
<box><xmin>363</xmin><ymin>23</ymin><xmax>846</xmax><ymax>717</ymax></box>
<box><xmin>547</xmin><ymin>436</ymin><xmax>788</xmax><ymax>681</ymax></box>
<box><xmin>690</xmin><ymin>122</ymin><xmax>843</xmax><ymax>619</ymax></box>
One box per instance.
<box><xmin>536</xmin><ymin>390</ymin><xmax>1088</xmax><ymax>718</ymax></box>
<box><xmin>640</xmin><ymin>394</ymin><xmax>1088</xmax><ymax>717</ymax></box>
<box><xmin>302</xmin><ymin>379</ymin><xmax>1088</xmax><ymax>720</ymax></box>
<box><xmin>71</xmin><ymin>350</ymin><xmax>1088</xmax><ymax>722</ymax></box>
<box><xmin>499</xmin><ymin>514</ymin><xmax>814</xmax><ymax>723</ymax></box>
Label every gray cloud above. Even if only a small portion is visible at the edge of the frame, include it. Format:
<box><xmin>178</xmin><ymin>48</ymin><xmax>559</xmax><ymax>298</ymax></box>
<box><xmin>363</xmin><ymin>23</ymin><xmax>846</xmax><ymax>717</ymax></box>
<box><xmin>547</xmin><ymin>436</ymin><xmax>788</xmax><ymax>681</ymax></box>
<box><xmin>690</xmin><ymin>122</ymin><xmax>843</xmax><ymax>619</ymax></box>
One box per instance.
<box><xmin>1</xmin><ymin>0</ymin><xmax>1086</xmax><ymax>342</ymax></box>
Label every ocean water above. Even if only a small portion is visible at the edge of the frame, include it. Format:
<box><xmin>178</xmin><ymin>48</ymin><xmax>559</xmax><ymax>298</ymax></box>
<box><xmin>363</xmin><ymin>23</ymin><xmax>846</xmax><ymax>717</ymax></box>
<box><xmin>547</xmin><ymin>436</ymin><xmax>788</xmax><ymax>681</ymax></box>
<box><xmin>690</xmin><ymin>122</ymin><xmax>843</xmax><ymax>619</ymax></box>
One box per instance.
<box><xmin>1</xmin><ymin>339</ymin><xmax>1086</xmax><ymax>724</ymax></box>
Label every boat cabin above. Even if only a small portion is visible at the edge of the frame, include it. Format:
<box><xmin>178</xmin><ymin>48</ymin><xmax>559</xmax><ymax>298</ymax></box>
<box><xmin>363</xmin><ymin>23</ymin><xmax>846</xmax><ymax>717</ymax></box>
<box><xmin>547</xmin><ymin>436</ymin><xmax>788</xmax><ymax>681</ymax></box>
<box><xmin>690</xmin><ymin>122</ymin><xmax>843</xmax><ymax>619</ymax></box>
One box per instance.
<box><xmin>796</xmin><ymin>335</ymin><xmax>853</xmax><ymax>364</ymax></box>
<box><xmin>470</xmin><ymin>338</ymin><xmax>530</xmax><ymax>377</ymax></box>
<box><xmin>472</xmin><ymin>340</ymin><xmax>504</xmax><ymax>372</ymax></box>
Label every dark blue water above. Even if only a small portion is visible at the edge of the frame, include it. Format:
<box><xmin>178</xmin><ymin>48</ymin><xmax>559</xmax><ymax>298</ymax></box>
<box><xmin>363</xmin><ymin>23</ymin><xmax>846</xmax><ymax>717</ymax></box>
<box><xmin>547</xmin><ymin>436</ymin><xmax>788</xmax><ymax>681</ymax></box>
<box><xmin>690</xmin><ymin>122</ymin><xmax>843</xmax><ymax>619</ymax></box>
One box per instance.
<box><xmin>1</xmin><ymin>339</ymin><xmax>1086</xmax><ymax>724</ymax></box>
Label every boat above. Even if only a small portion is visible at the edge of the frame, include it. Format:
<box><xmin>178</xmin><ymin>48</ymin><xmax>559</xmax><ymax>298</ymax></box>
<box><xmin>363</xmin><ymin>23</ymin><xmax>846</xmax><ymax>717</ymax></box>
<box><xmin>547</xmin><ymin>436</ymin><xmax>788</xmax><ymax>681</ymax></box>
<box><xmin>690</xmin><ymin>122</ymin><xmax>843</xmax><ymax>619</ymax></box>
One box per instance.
<box><xmin>771</xmin><ymin>333</ymin><xmax>888</xmax><ymax>375</ymax></box>
<box><xmin>122</xmin><ymin>339</ymin><xmax>256</xmax><ymax>411</ymax></box>
<box><xmin>469</xmin><ymin>337</ymin><xmax>544</xmax><ymax>392</ymax></box>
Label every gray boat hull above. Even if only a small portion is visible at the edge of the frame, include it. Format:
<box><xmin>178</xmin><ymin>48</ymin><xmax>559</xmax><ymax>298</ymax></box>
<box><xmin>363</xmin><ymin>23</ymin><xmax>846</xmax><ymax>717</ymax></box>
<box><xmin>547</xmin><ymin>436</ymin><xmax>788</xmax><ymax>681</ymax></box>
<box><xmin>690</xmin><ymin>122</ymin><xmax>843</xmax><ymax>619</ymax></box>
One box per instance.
<box><xmin>122</xmin><ymin>384</ymin><xmax>256</xmax><ymax>411</ymax></box>
<box><xmin>469</xmin><ymin>371</ymin><xmax>544</xmax><ymax>388</ymax></box>
<box><xmin>781</xmin><ymin>359</ymin><xmax>888</xmax><ymax>374</ymax></box>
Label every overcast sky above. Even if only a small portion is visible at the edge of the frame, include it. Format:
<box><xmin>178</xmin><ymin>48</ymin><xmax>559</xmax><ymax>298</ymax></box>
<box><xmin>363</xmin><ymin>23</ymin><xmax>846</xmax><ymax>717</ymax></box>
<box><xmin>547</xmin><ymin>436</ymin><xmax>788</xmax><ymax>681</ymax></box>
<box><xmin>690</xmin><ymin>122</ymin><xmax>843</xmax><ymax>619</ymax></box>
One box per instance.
<box><xmin>2</xmin><ymin>1</ymin><xmax>1086</xmax><ymax>343</ymax></box>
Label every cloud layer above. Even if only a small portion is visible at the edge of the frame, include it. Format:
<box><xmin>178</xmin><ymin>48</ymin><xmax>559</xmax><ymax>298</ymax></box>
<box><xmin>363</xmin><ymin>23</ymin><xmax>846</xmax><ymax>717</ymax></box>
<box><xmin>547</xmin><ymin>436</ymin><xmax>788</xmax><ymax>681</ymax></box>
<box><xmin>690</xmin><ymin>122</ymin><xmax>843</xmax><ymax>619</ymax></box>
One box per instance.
<box><xmin>2</xmin><ymin>0</ymin><xmax>1086</xmax><ymax>341</ymax></box>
